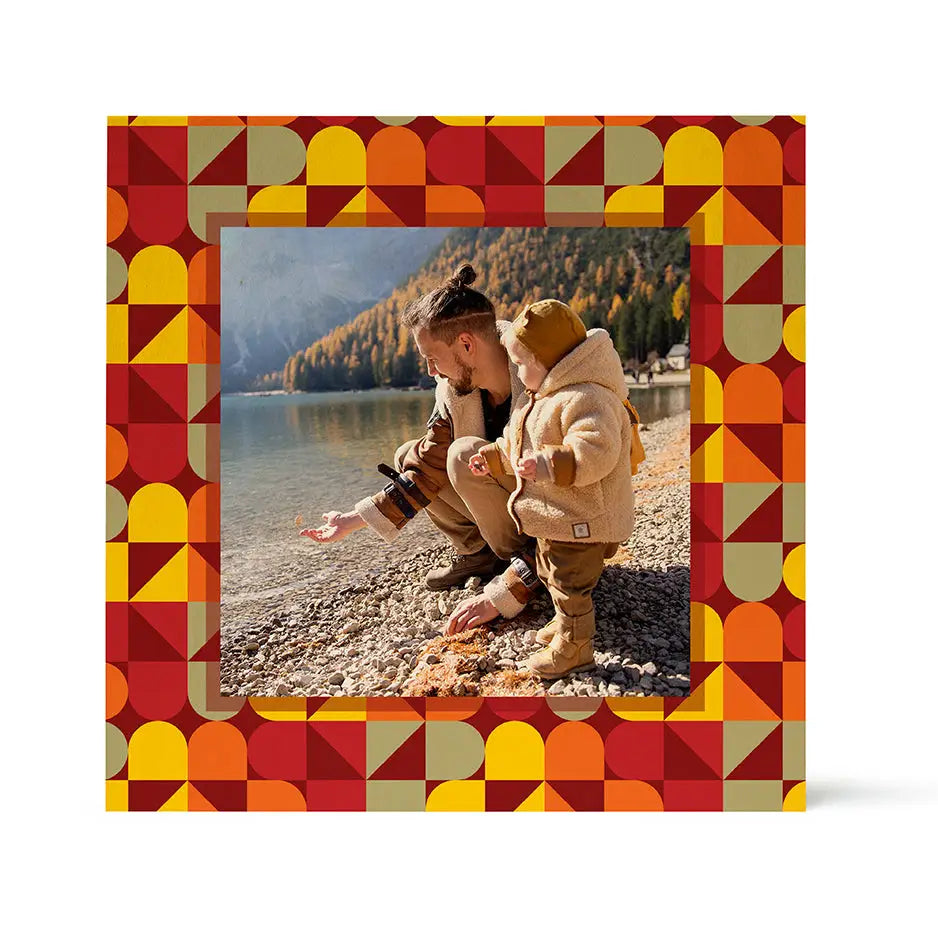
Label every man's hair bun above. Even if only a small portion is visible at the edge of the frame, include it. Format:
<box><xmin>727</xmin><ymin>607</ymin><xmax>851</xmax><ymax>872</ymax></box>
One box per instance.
<box><xmin>446</xmin><ymin>263</ymin><xmax>477</xmax><ymax>291</ymax></box>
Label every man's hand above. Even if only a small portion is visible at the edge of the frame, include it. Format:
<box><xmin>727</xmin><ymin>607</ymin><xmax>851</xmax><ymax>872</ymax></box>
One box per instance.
<box><xmin>445</xmin><ymin>594</ymin><xmax>500</xmax><ymax>634</ymax></box>
<box><xmin>516</xmin><ymin>455</ymin><xmax>538</xmax><ymax>479</ymax></box>
<box><xmin>300</xmin><ymin>510</ymin><xmax>365</xmax><ymax>543</ymax></box>
<box><xmin>468</xmin><ymin>453</ymin><xmax>490</xmax><ymax>476</ymax></box>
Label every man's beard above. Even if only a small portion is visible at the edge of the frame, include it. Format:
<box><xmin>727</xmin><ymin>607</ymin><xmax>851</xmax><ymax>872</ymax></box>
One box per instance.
<box><xmin>449</xmin><ymin>354</ymin><xmax>476</xmax><ymax>396</ymax></box>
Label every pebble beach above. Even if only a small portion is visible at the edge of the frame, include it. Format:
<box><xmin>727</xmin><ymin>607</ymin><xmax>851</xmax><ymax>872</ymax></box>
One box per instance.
<box><xmin>220</xmin><ymin>410</ymin><xmax>690</xmax><ymax>699</ymax></box>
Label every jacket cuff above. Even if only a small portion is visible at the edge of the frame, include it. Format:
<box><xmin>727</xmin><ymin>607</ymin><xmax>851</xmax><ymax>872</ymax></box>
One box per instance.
<box><xmin>541</xmin><ymin>445</ymin><xmax>576</xmax><ymax>486</ymax></box>
<box><xmin>354</xmin><ymin>495</ymin><xmax>402</xmax><ymax>544</ymax></box>
<box><xmin>479</xmin><ymin>443</ymin><xmax>505</xmax><ymax>476</ymax></box>
<box><xmin>483</xmin><ymin>574</ymin><xmax>526</xmax><ymax>619</ymax></box>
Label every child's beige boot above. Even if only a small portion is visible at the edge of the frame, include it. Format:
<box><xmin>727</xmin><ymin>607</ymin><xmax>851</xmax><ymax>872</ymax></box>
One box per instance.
<box><xmin>534</xmin><ymin>618</ymin><xmax>560</xmax><ymax>646</ymax></box>
<box><xmin>526</xmin><ymin>610</ymin><xmax>595</xmax><ymax>680</ymax></box>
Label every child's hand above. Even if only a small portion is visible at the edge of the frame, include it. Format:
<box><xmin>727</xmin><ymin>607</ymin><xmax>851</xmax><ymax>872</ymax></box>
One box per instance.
<box><xmin>469</xmin><ymin>453</ymin><xmax>490</xmax><ymax>476</ymax></box>
<box><xmin>516</xmin><ymin>455</ymin><xmax>538</xmax><ymax>479</ymax></box>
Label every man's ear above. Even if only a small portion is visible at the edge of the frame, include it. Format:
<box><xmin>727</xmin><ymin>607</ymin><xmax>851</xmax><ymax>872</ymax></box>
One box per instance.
<box><xmin>457</xmin><ymin>331</ymin><xmax>475</xmax><ymax>355</ymax></box>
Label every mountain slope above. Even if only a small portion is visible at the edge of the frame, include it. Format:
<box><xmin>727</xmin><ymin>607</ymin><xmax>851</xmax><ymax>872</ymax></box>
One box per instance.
<box><xmin>220</xmin><ymin>227</ymin><xmax>451</xmax><ymax>391</ymax></box>
<box><xmin>280</xmin><ymin>226</ymin><xmax>690</xmax><ymax>391</ymax></box>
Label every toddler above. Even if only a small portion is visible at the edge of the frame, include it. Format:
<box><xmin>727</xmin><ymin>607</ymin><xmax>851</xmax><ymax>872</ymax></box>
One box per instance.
<box><xmin>469</xmin><ymin>299</ymin><xmax>634</xmax><ymax>680</ymax></box>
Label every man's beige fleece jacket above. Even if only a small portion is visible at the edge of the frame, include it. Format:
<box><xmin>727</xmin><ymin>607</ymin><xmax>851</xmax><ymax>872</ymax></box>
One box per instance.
<box><xmin>479</xmin><ymin>328</ymin><xmax>635</xmax><ymax>545</ymax></box>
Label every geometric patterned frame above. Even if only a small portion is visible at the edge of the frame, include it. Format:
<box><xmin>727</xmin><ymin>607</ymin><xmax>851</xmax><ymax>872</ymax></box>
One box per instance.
<box><xmin>105</xmin><ymin>115</ymin><xmax>805</xmax><ymax>812</ymax></box>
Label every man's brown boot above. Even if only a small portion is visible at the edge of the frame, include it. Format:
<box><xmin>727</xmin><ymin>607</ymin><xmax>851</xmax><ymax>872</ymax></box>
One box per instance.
<box><xmin>424</xmin><ymin>546</ymin><xmax>502</xmax><ymax>591</ymax></box>
<box><xmin>526</xmin><ymin>610</ymin><xmax>596</xmax><ymax>680</ymax></box>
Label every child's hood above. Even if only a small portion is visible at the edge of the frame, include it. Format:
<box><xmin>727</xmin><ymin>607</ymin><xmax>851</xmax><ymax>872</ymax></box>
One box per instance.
<box><xmin>537</xmin><ymin>328</ymin><xmax>629</xmax><ymax>400</ymax></box>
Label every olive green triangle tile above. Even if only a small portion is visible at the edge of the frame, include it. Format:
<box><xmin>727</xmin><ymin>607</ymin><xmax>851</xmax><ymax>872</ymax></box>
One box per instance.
<box><xmin>188</xmin><ymin>125</ymin><xmax>245</xmax><ymax>183</ymax></box>
<box><xmin>545</xmin><ymin>125</ymin><xmax>602</xmax><ymax>183</ymax></box>
<box><xmin>366</xmin><ymin>721</ymin><xmax>423</xmax><ymax>778</ymax></box>
<box><xmin>723</xmin><ymin>482</ymin><xmax>779</xmax><ymax>538</ymax></box>
<box><xmin>724</xmin><ymin>720</ymin><xmax>780</xmax><ymax>776</ymax></box>
<box><xmin>723</xmin><ymin>246</ymin><xmax>779</xmax><ymax>301</ymax></box>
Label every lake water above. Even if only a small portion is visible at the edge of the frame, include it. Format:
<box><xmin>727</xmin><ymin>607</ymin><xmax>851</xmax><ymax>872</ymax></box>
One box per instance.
<box><xmin>220</xmin><ymin>384</ymin><xmax>689</xmax><ymax>624</ymax></box>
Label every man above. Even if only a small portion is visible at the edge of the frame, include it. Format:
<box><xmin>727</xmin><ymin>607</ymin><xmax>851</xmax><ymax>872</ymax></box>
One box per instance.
<box><xmin>302</xmin><ymin>263</ymin><xmax>540</xmax><ymax>633</ymax></box>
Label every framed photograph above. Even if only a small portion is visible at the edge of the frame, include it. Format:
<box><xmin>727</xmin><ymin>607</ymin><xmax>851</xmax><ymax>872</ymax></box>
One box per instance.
<box><xmin>105</xmin><ymin>115</ymin><xmax>805</xmax><ymax>811</ymax></box>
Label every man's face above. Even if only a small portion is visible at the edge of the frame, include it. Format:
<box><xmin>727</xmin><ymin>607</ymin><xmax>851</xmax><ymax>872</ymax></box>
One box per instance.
<box><xmin>415</xmin><ymin>328</ymin><xmax>477</xmax><ymax>396</ymax></box>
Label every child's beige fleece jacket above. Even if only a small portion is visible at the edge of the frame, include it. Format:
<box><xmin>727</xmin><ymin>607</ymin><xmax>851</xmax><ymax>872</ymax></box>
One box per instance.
<box><xmin>478</xmin><ymin>328</ymin><xmax>635</xmax><ymax>545</ymax></box>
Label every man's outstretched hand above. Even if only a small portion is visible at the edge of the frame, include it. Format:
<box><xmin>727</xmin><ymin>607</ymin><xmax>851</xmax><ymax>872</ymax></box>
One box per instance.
<box><xmin>445</xmin><ymin>594</ymin><xmax>500</xmax><ymax>634</ymax></box>
<box><xmin>300</xmin><ymin>510</ymin><xmax>365</xmax><ymax>543</ymax></box>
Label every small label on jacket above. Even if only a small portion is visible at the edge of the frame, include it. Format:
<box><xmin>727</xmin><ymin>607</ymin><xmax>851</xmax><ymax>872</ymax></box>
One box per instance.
<box><xmin>572</xmin><ymin>522</ymin><xmax>590</xmax><ymax>539</ymax></box>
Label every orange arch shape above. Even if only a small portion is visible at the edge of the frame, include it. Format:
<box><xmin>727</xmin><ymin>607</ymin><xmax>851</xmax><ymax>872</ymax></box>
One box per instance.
<box><xmin>723</xmin><ymin>365</ymin><xmax>784</xmax><ymax>424</ymax></box>
<box><xmin>188</xmin><ymin>722</ymin><xmax>248</xmax><ymax>780</ymax></box>
<box><xmin>724</xmin><ymin>126</ymin><xmax>784</xmax><ymax>185</ymax></box>
<box><xmin>605</xmin><ymin>780</ymin><xmax>664</xmax><ymax>811</ymax></box>
<box><xmin>106</xmin><ymin>664</ymin><xmax>128</xmax><ymax>719</ymax></box>
<box><xmin>246</xmin><ymin>780</ymin><xmax>307</xmax><ymax>811</ymax></box>
<box><xmin>545</xmin><ymin>722</ymin><xmax>605</xmax><ymax>780</ymax></box>
<box><xmin>188</xmin><ymin>246</ymin><xmax>220</xmax><ymax>305</ymax></box>
<box><xmin>188</xmin><ymin>483</ymin><xmax>220</xmax><ymax>542</ymax></box>
<box><xmin>723</xmin><ymin>602</ymin><xmax>784</xmax><ymax>662</ymax></box>
<box><xmin>367</xmin><ymin>126</ymin><xmax>427</xmax><ymax>186</ymax></box>
<box><xmin>106</xmin><ymin>425</ymin><xmax>129</xmax><ymax>481</ymax></box>
<box><xmin>426</xmin><ymin>185</ymin><xmax>485</xmax><ymax>225</ymax></box>
<box><xmin>107</xmin><ymin>187</ymin><xmax>128</xmax><ymax>243</ymax></box>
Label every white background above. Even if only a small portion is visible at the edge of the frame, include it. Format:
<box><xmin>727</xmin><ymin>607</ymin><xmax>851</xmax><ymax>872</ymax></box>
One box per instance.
<box><xmin>5</xmin><ymin>2</ymin><xmax>936</xmax><ymax>934</ymax></box>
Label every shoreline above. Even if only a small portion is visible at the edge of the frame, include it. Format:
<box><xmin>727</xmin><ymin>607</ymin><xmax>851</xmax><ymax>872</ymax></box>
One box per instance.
<box><xmin>225</xmin><ymin>370</ymin><xmax>691</xmax><ymax>397</ymax></box>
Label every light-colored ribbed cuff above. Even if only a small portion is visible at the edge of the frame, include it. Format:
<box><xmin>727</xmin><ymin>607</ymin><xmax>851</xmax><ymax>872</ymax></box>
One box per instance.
<box><xmin>483</xmin><ymin>574</ymin><xmax>525</xmax><ymax>619</ymax></box>
<box><xmin>354</xmin><ymin>495</ymin><xmax>401</xmax><ymax>544</ymax></box>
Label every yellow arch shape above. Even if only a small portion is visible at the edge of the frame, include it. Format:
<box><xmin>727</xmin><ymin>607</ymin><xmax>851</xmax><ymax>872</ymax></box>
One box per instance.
<box><xmin>128</xmin><ymin>721</ymin><xmax>188</xmax><ymax>779</ymax></box>
<box><xmin>485</xmin><ymin>721</ymin><xmax>545</xmax><ymax>780</ymax></box>
<box><xmin>248</xmin><ymin>184</ymin><xmax>306</xmax><ymax>218</ymax></box>
<box><xmin>690</xmin><ymin>602</ymin><xmax>723</xmax><ymax>661</ymax></box>
<box><xmin>605</xmin><ymin>184</ymin><xmax>663</xmax><ymax>217</ymax></box>
<box><xmin>426</xmin><ymin>780</ymin><xmax>486</xmax><ymax>811</ymax></box>
<box><xmin>663</xmin><ymin>126</ymin><xmax>723</xmax><ymax>186</ymax></box>
<box><xmin>127</xmin><ymin>245</ymin><xmax>188</xmax><ymax>304</ymax></box>
<box><xmin>690</xmin><ymin>364</ymin><xmax>723</xmax><ymax>425</ymax></box>
<box><xmin>128</xmin><ymin>483</ymin><xmax>189</xmax><ymax>542</ymax></box>
<box><xmin>307</xmin><ymin>126</ymin><xmax>366</xmax><ymax>185</ymax></box>
<box><xmin>783</xmin><ymin>544</ymin><xmax>806</xmax><ymax>600</ymax></box>
<box><xmin>783</xmin><ymin>305</ymin><xmax>806</xmax><ymax>362</ymax></box>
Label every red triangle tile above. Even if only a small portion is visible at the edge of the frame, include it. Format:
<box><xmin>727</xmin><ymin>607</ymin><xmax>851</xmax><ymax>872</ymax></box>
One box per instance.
<box><xmin>190</xmin><ymin>541</ymin><xmax>220</xmax><ymax>573</ymax></box>
<box><xmin>129</xmin><ymin>127</ymin><xmax>187</xmax><ymax>184</ymax></box>
<box><xmin>128</xmin><ymin>780</ymin><xmax>185</xmax><ymax>811</ymax></box>
<box><xmin>663</xmin><ymin>186</ymin><xmax>720</xmax><ymax>227</ymax></box>
<box><xmin>305</xmin><ymin>185</ymin><xmax>365</xmax><ymax>226</ymax></box>
<box><xmin>368</xmin><ymin>185</ymin><xmax>426</xmax><ymax>226</ymax></box>
<box><xmin>127</xmin><ymin>305</ymin><xmax>185</xmax><ymax>361</ymax></box>
<box><xmin>190</xmin><ymin>129</ymin><xmax>247</xmax><ymax>186</ymax></box>
<box><xmin>129</xmin><ymin>365</ymin><xmax>188</xmax><ymax>422</ymax></box>
<box><xmin>726</xmin><ymin>248</ymin><xmax>783</xmax><ymax>304</ymax></box>
<box><xmin>726</xmin><ymin>425</ymin><xmax>784</xmax><ymax>479</ymax></box>
<box><xmin>189</xmin><ymin>780</ymin><xmax>247</xmax><ymax>810</ymax></box>
<box><xmin>128</xmin><ymin>603</ymin><xmax>188</xmax><ymax>660</ymax></box>
<box><xmin>486</xmin><ymin>127</ymin><xmax>544</xmax><ymax>185</ymax></box>
<box><xmin>549</xmin><ymin>780</ymin><xmax>604</xmax><ymax>811</ymax></box>
<box><xmin>547</xmin><ymin>129</ymin><xmax>604</xmax><ymax>185</ymax></box>
<box><xmin>728</xmin><ymin>663</ymin><xmax>783</xmax><ymax>716</ymax></box>
<box><xmin>189</xmin><ymin>631</ymin><xmax>219</xmax><ymax>663</ymax></box>
<box><xmin>665</xmin><ymin>723</ymin><xmax>723</xmax><ymax>779</ymax></box>
<box><xmin>727</xmin><ymin>185</ymin><xmax>783</xmax><ymax>242</ymax></box>
<box><xmin>368</xmin><ymin>724</ymin><xmax>426</xmax><ymax>780</ymax></box>
<box><xmin>308</xmin><ymin>723</ymin><xmax>367</xmax><ymax>779</ymax></box>
<box><xmin>726</xmin><ymin>486</ymin><xmax>783</xmax><ymax>542</ymax></box>
<box><xmin>726</xmin><ymin>724</ymin><xmax>783</xmax><ymax>780</ymax></box>
<box><xmin>483</xmin><ymin>780</ymin><xmax>541</xmax><ymax>811</ymax></box>
<box><xmin>190</xmin><ymin>394</ymin><xmax>220</xmax><ymax>424</ymax></box>
<box><xmin>128</xmin><ymin>543</ymin><xmax>184</xmax><ymax>599</ymax></box>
